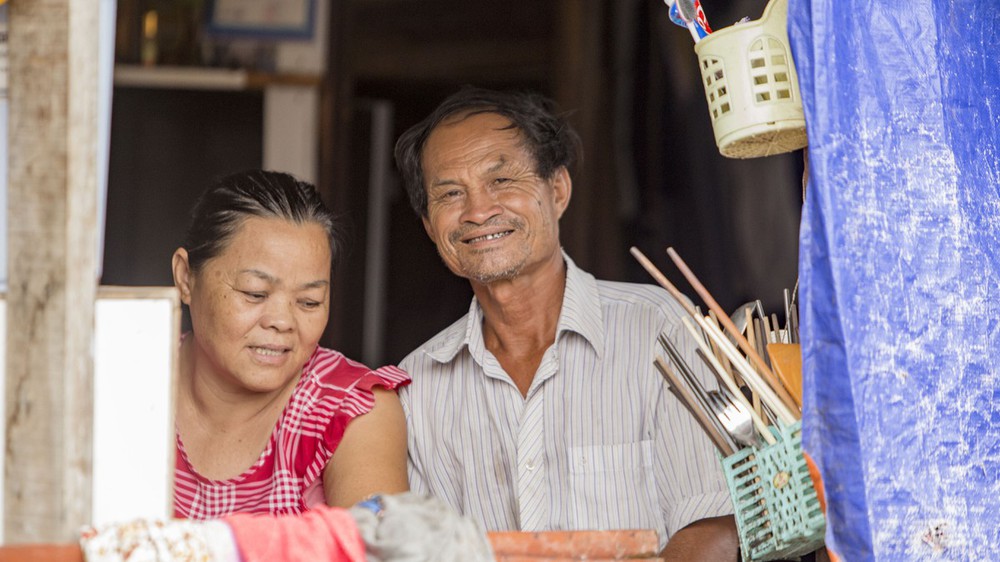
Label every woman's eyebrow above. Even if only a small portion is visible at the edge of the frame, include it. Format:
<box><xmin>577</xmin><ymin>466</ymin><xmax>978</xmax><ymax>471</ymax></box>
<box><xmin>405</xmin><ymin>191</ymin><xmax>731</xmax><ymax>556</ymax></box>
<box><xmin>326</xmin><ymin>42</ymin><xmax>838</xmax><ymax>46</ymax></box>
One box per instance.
<box><xmin>239</xmin><ymin>270</ymin><xmax>328</xmax><ymax>290</ymax></box>
<box><xmin>240</xmin><ymin>269</ymin><xmax>276</xmax><ymax>282</ymax></box>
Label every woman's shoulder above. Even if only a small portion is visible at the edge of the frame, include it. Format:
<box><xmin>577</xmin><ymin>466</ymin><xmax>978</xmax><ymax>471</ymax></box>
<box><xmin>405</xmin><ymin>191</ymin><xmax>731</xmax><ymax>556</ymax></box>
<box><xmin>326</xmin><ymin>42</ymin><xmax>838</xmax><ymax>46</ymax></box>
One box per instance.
<box><xmin>289</xmin><ymin>347</ymin><xmax>409</xmax><ymax>445</ymax></box>
<box><xmin>303</xmin><ymin>346</ymin><xmax>411</xmax><ymax>394</ymax></box>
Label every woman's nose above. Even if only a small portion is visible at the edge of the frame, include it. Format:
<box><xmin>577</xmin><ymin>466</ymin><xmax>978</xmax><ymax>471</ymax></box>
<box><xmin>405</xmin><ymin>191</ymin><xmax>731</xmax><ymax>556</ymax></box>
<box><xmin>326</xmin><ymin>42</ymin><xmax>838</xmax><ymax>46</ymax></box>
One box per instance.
<box><xmin>261</xmin><ymin>299</ymin><xmax>295</xmax><ymax>332</ymax></box>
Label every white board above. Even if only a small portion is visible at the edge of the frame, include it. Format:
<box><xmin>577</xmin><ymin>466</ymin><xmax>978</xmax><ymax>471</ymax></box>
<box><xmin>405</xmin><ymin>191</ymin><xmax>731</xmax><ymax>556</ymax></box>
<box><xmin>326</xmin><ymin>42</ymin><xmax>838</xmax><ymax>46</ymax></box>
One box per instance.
<box><xmin>91</xmin><ymin>287</ymin><xmax>178</xmax><ymax>525</ymax></box>
<box><xmin>1</xmin><ymin>286</ymin><xmax>178</xmax><ymax>537</ymax></box>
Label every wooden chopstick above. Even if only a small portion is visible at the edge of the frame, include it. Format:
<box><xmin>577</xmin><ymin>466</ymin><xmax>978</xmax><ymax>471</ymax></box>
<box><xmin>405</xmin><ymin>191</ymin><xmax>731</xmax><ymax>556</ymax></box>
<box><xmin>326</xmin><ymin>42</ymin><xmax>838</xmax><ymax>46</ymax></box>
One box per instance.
<box><xmin>630</xmin><ymin>247</ymin><xmax>699</xmax><ymax>318</ymax></box>
<box><xmin>744</xmin><ymin>308</ymin><xmax>764</xmax><ymax>420</ymax></box>
<box><xmin>665</xmin><ymin>247</ymin><xmax>801</xmax><ymax>418</ymax></box>
<box><xmin>698</xmin><ymin>319</ymin><xmax>798</xmax><ymax>425</ymax></box>
<box><xmin>706</xmin><ymin>310</ymin><xmax>734</xmax><ymax>378</ymax></box>
<box><xmin>654</xmin><ymin>357</ymin><xmax>734</xmax><ymax>456</ymax></box>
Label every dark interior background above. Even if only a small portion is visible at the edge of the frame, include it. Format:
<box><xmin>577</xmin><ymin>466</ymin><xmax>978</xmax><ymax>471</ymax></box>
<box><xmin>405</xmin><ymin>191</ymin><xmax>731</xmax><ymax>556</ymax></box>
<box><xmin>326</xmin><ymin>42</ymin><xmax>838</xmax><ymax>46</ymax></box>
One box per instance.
<box><xmin>103</xmin><ymin>0</ymin><xmax>802</xmax><ymax>366</ymax></box>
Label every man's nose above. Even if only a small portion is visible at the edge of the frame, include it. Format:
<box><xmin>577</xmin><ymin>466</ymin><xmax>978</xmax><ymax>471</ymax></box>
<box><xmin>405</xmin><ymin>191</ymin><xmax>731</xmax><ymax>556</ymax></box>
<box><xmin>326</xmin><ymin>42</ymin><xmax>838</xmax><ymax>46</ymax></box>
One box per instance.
<box><xmin>460</xmin><ymin>187</ymin><xmax>502</xmax><ymax>224</ymax></box>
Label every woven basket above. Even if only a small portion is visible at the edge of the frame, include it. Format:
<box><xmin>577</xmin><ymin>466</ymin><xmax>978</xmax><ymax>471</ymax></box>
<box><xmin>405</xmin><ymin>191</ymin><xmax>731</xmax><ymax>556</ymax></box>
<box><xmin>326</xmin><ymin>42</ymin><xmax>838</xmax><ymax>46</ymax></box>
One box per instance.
<box><xmin>694</xmin><ymin>0</ymin><xmax>808</xmax><ymax>158</ymax></box>
<box><xmin>720</xmin><ymin>421</ymin><xmax>825</xmax><ymax>561</ymax></box>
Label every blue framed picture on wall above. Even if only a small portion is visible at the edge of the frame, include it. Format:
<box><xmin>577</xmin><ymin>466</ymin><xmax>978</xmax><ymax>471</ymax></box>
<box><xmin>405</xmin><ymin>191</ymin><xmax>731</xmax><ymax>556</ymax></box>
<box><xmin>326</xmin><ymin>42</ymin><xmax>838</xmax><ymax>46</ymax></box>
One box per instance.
<box><xmin>205</xmin><ymin>0</ymin><xmax>316</xmax><ymax>40</ymax></box>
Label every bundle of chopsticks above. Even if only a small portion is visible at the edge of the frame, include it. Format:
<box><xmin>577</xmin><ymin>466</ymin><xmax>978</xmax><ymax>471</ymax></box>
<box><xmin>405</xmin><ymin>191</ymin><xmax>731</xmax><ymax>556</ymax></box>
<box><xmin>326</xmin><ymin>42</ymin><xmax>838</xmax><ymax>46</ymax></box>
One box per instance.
<box><xmin>631</xmin><ymin>246</ymin><xmax>802</xmax><ymax>456</ymax></box>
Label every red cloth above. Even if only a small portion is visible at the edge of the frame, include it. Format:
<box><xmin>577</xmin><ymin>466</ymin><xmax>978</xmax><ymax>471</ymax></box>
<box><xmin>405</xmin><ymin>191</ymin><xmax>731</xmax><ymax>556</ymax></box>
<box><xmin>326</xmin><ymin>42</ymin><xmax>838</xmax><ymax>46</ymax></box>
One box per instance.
<box><xmin>174</xmin><ymin>346</ymin><xmax>410</xmax><ymax>519</ymax></box>
<box><xmin>225</xmin><ymin>505</ymin><xmax>366</xmax><ymax>562</ymax></box>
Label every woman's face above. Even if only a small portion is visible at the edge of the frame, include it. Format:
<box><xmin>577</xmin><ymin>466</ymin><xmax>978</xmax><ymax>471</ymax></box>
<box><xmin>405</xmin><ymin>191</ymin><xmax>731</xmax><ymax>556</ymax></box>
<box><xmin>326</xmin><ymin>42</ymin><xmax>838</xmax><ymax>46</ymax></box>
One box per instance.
<box><xmin>176</xmin><ymin>216</ymin><xmax>331</xmax><ymax>394</ymax></box>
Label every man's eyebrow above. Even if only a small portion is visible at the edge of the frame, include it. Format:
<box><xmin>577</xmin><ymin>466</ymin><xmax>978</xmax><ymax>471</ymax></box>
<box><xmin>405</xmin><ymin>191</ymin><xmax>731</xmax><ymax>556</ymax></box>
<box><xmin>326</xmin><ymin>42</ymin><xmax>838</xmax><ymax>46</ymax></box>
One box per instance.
<box><xmin>428</xmin><ymin>156</ymin><xmax>511</xmax><ymax>189</ymax></box>
<box><xmin>486</xmin><ymin>156</ymin><xmax>509</xmax><ymax>173</ymax></box>
<box><xmin>429</xmin><ymin>178</ymin><xmax>461</xmax><ymax>189</ymax></box>
<box><xmin>300</xmin><ymin>280</ymin><xmax>330</xmax><ymax>290</ymax></box>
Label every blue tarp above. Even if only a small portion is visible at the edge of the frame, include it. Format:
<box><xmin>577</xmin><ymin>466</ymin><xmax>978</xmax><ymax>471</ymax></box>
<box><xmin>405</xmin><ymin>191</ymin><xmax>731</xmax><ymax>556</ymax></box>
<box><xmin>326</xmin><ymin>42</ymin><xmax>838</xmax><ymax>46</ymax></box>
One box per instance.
<box><xmin>789</xmin><ymin>0</ymin><xmax>1000</xmax><ymax>559</ymax></box>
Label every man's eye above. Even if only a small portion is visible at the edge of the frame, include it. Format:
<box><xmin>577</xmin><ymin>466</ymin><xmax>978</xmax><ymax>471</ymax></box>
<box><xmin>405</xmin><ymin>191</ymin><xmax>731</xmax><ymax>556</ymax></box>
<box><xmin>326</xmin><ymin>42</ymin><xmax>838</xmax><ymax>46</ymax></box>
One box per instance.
<box><xmin>299</xmin><ymin>300</ymin><xmax>322</xmax><ymax>310</ymax></box>
<box><xmin>242</xmin><ymin>291</ymin><xmax>266</xmax><ymax>301</ymax></box>
<box><xmin>492</xmin><ymin>177</ymin><xmax>512</xmax><ymax>185</ymax></box>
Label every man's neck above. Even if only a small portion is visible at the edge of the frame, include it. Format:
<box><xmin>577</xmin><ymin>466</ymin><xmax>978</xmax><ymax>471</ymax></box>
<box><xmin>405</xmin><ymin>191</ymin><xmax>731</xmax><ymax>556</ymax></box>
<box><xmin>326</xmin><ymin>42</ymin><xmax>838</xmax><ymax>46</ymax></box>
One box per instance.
<box><xmin>473</xmin><ymin>255</ymin><xmax>567</xmax><ymax>396</ymax></box>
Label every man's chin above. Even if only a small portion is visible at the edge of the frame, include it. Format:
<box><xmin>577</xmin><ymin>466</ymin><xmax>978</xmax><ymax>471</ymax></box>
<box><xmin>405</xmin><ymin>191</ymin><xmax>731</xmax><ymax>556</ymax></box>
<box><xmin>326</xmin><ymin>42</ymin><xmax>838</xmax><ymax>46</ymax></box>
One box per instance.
<box><xmin>461</xmin><ymin>263</ymin><xmax>524</xmax><ymax>285</ymax></box>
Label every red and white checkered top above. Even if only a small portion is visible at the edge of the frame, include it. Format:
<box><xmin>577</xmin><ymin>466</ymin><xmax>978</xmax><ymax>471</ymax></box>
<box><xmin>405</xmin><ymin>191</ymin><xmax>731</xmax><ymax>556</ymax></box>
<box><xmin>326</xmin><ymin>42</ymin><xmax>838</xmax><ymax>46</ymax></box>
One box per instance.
<box><xmin>173</xmin><ymin>346</ymin><xmax>410</xmax><ymax>519</ymax></box>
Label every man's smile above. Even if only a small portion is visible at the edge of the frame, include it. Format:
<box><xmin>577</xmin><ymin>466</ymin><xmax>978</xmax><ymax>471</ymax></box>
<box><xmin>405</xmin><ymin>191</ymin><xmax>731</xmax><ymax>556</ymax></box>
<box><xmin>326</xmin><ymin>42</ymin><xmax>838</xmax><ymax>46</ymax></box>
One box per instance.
<box><xmin>464</xmin><ymin>230</ymin><xmax>514</xmax><ymax>244</ymax></box>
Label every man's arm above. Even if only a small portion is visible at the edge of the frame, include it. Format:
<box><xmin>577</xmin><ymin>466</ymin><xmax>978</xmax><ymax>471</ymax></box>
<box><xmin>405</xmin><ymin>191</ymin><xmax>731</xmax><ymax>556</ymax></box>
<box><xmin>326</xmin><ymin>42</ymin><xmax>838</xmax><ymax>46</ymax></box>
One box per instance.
<box><xmin>661</xmin><ymin>515</ymin><xmax>740</xmax><ymax>561</ymax></box>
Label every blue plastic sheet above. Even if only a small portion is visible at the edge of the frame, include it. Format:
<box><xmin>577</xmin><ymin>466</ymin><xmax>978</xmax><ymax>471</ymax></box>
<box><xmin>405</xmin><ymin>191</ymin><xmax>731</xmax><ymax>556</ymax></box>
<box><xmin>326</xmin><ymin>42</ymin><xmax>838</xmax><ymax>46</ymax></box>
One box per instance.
<box><xmin>789</xmin><ymin>0</ymin><xmax>1000</xmax><ymax>559</ymax></box>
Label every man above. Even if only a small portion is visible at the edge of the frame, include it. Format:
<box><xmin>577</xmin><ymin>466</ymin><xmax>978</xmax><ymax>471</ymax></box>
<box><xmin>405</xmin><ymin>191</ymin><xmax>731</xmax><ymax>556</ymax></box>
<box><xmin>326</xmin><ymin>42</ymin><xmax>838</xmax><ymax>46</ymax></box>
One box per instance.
<box><xmin>394</xmin><ymin>87</ymin><xmax>738</xmax><ymax>560</ymax></box>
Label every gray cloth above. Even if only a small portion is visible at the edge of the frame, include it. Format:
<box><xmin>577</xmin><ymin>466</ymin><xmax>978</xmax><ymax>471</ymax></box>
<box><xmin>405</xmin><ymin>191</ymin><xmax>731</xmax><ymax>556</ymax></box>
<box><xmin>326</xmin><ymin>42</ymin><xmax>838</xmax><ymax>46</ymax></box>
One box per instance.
<box><xmin>349</xmin><ymin>493</ymin><xmax>494</xmax><ymax>562</ymax></box>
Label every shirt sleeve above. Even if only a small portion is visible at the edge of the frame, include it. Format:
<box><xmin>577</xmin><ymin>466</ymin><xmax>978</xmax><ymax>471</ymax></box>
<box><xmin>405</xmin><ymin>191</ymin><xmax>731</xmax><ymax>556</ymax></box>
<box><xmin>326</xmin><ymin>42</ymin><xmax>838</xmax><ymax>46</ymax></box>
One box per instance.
<box><xmin>399</xmin><ymin>381</ymin><xmax>431</xmax><ymax>495</ymax></box>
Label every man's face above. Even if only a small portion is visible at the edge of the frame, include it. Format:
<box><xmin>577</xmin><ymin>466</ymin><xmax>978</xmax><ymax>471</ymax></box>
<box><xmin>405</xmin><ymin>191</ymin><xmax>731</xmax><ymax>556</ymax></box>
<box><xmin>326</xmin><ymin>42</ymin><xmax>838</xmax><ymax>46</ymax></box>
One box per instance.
<box><xmin>420</xmin><ymin>112</ymin><xmax>571</xmax><ymax>285</ymax></box>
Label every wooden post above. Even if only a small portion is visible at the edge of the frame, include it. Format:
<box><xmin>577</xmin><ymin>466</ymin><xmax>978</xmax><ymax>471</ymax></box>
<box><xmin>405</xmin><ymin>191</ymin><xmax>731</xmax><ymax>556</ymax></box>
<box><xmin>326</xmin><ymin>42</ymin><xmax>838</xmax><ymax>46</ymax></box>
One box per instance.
<box><xmin>5</xmin><ymin>0</ymin><xmax>100</xmax><ymax>542</ymax></box>
<box><xmin>551</xmin><ymin>0</ymin><xmax>624</xmax><ymax>281</ymax></box>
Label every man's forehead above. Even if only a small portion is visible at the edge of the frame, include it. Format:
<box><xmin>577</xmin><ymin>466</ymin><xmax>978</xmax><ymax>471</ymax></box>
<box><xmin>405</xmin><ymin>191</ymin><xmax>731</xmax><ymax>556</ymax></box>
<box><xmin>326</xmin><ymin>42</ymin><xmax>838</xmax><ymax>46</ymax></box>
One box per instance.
<box><xmin>439</xmin><ymin>109</ymin><xmax>511</xmax><ymax>127</ymax></box>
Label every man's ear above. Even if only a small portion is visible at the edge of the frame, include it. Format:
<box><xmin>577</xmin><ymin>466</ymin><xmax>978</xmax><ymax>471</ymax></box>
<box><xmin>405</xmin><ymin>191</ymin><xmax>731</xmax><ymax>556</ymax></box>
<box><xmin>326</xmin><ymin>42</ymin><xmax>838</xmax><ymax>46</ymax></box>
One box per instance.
<box><xmin>172</xmin><ymin>248</ymin><xmax>194</xmax><ymax>305</ymax></box>
<box><xmin>421</xmin><ymin>215</ymin><xmax>435</xmax><ymax>240</ymax></box>
<box><xmin>551</xmin><ymin>166</ymin><xmax>572</xmax><ymax>219</ymax></box>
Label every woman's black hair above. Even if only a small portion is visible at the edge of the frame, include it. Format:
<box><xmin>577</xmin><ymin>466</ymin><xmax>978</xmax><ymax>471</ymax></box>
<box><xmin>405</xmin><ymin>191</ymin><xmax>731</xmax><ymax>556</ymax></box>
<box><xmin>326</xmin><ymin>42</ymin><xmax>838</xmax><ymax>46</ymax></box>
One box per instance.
<box><xmin>182</xmin><ymin>169</ymin><xmax>343</xmax><ymax>272</ymax></box>
<box><xmin>394</xmin><ymin>86</ymin><xmax>582</xmax><ymax>217</ymax></box>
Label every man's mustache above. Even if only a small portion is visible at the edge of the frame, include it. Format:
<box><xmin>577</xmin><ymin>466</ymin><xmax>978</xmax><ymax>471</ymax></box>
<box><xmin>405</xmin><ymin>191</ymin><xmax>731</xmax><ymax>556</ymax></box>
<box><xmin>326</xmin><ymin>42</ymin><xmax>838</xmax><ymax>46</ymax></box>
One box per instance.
<box><xmin>449</xmin><ymin>218</ymin><xmax>525</xmax><ymax>245</ymax></box>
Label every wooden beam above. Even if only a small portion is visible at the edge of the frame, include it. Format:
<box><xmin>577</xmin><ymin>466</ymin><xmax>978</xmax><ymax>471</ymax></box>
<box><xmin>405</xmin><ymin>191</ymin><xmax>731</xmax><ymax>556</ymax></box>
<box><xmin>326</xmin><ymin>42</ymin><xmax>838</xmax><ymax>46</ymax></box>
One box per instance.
<box><xmin>6</xmin><ymin>0</ymin><xmax>100</xmax><ymax>542</ymax></box>
<box><xmin>350</xmin><ymin>39</ymin><xmax>550</xmax><ymax>83</ymax></box>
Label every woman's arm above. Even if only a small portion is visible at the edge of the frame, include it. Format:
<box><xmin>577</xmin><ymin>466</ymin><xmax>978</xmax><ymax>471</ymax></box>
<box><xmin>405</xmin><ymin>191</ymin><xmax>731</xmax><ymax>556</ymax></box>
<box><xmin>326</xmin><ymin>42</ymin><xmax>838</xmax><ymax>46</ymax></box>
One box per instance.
<box><xmin>323</xmin><ymin>387</ymin><xmax>409</xmax><ymax>507</ymax></box>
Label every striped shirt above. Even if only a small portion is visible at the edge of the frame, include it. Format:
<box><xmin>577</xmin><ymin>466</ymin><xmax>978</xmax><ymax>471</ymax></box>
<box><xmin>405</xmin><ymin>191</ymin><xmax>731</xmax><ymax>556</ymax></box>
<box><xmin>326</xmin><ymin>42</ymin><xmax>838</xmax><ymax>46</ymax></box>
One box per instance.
<box><xmin>174</xmin><ymin>346</ymin><xmax>410</xmax><ymax>519</ymax></box>
<box><xmin>400</xmin><ymin>253</ymin><xmax>732</xmax><ymax>549</ymax></box>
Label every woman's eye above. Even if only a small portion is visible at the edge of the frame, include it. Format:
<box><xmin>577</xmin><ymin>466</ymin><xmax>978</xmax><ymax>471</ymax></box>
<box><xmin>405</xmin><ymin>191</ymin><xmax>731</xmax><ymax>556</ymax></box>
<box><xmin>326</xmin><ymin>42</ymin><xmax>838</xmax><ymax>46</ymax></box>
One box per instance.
<box><xmin>299</xmin><ymin>300</ymin><xmax>322</xmax><ymax>310</ymax></box>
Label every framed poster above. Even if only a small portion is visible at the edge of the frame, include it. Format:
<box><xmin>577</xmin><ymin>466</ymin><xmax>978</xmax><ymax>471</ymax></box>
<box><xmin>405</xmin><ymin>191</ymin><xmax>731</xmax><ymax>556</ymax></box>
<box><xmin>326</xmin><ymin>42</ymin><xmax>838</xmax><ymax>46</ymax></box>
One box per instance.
<box><xmin>205</xmin><ymin>0</ymin><xmax>315</xmax><ymax>40</ymax></box>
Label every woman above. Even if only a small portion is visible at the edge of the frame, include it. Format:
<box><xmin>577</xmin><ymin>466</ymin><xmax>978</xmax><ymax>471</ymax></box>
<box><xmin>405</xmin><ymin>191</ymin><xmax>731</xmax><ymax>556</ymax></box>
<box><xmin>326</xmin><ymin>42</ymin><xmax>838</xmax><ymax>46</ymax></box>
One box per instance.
<box><xmin>170</xmin><ymin>170</ymin><xmax>409</xmax><ymax>518</ymax></box>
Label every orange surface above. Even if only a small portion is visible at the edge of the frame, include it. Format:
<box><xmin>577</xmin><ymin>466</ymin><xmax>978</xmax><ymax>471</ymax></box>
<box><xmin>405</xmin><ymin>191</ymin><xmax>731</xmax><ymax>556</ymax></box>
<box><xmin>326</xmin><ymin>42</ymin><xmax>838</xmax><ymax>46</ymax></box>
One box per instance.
<box><xmin>804</xmin><ymin>450</ymin><xmax>840</xmax><ymax>562</ymax></box>
<box><xmin>0</xmin><ymin>544</ymin><xmax>82</xmax><ymax>562</ymax></box>
<box><xmin>496</xmin><ymin>555</ymin><xmax>663</xmax><ymax>562</ymax></box>
<box><xmin>488</xmin><ymin>529</ymin><xmax>660</xmax><ymax>559</ymax></box>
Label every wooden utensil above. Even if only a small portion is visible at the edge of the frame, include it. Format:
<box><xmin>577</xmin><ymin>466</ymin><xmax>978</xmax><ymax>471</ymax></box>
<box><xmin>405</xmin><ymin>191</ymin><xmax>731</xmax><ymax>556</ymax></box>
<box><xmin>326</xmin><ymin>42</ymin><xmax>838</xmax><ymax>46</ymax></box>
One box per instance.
<box><xmin>767</xmin><ymin>342</ymin><xmax>803</xmax><ymax>408</ymax></box>
<box><xmin>666</xmin><ymin>247</ymin><xmax>801</xmax><ymax>418</ymax></box>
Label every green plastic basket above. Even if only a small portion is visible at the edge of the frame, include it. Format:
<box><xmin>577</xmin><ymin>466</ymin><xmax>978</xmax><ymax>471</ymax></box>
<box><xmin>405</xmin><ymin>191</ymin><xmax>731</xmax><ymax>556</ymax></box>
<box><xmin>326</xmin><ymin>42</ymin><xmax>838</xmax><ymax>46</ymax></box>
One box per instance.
<box><xmin>720</xmin><ymin>421</ymin><xmax>825</xmax><ymax>561</ymax></box>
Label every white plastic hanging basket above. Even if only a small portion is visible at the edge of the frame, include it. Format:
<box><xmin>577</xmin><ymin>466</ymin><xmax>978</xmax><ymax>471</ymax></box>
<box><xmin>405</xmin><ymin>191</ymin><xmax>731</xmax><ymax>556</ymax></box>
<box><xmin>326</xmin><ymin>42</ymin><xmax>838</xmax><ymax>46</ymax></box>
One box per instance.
<box><xmin>694</xmin><ymin>0</ymin><xmax>807</xmax><ymax>159</ymax></box>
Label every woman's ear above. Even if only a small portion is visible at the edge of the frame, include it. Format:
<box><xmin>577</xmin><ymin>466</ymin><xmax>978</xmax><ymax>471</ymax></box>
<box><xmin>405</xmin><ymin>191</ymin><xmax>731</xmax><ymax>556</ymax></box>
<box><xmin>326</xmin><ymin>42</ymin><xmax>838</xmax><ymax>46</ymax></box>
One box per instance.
<box><xmin>172</xmin><ymin>248</ymin><xmax>193</xmax><ymax>305</ymax></box>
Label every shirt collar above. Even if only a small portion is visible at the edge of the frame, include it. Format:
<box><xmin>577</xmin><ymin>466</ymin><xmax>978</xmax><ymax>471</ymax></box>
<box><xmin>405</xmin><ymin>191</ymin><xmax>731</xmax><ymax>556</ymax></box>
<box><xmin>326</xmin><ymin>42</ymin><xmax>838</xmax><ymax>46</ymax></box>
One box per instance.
<box><xmin>556</xmin><ymin>252</ymin><xmax>605</xmax><ymax>359</ymax></box>
<box><xmin>424</xmin><ymin>250</ymin><xmax>606</xmax><ymax>364</ymax></box>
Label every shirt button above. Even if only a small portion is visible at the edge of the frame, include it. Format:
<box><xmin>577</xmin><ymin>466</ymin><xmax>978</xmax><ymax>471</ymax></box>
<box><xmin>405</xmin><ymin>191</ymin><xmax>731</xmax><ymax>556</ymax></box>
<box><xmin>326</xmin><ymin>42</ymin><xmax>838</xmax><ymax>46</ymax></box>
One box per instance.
<box><xmin>525</xmin><ymin>459</ymin><xmax>537</xmax><ymax>471</ymax></box>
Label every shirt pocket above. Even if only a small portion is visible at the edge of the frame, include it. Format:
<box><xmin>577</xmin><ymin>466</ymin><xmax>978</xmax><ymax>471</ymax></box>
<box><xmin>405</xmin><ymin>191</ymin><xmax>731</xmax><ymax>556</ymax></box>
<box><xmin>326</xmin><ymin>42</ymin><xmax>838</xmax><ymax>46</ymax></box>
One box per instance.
<box><xmin>567</xmin><ymin>440</ymin><xmax>658</xmax><ymax>531</ymax></box>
